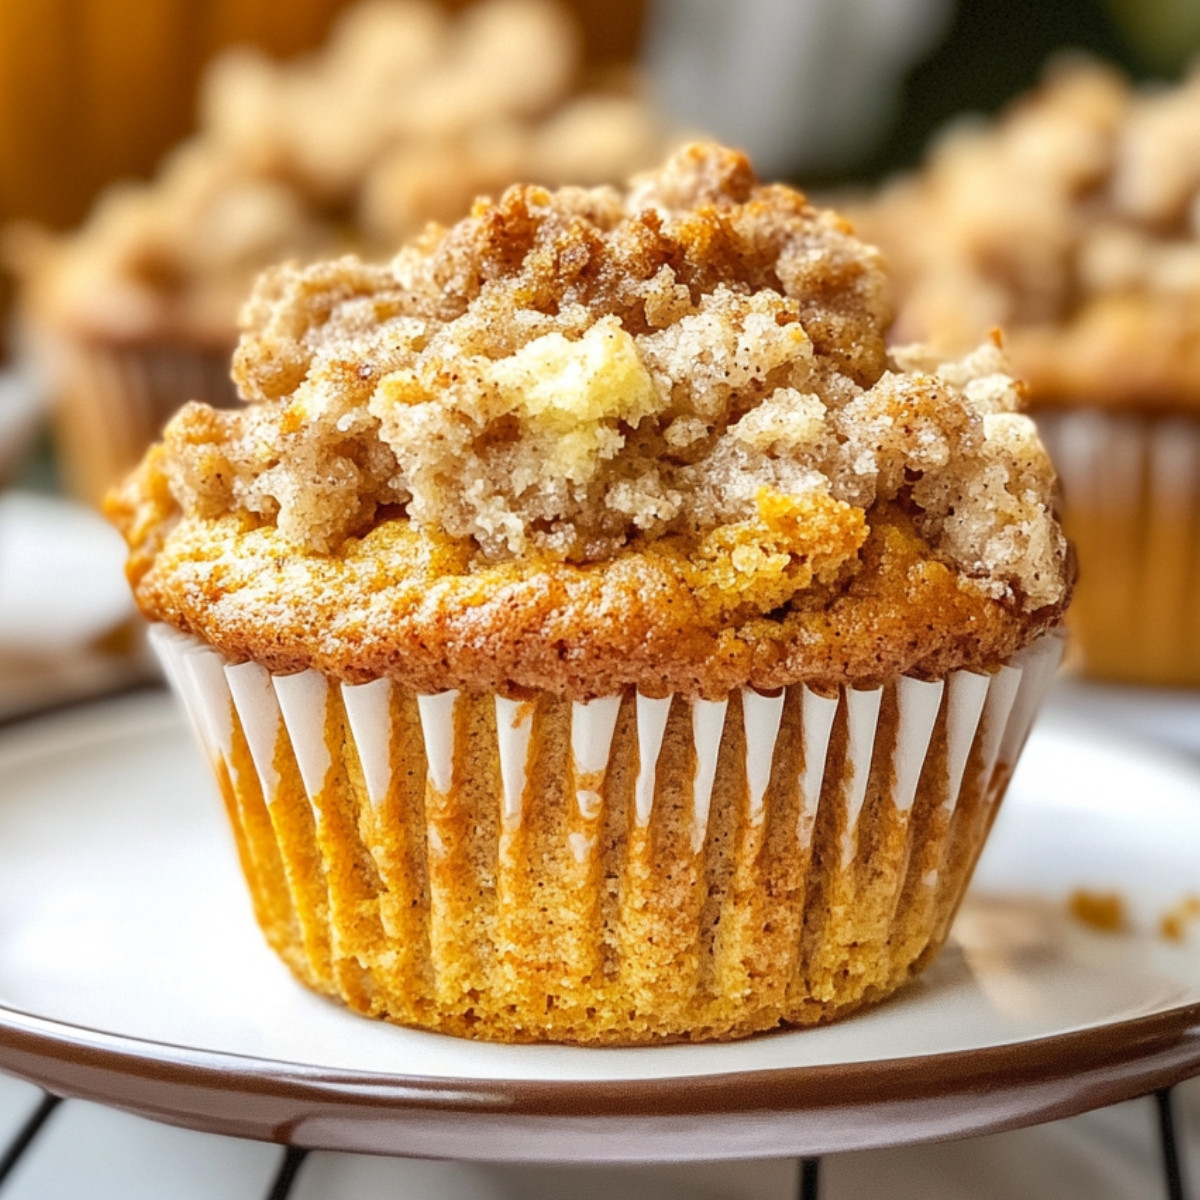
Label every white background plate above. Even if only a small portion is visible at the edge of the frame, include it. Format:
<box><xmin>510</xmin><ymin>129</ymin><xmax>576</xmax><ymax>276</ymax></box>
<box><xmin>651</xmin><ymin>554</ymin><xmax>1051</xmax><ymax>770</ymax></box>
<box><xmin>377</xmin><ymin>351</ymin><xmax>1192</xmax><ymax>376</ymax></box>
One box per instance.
<box><xmin>0</xmin><ymin>692</ymin><xmax>1198</xmax><ymax>1162</ymax></box>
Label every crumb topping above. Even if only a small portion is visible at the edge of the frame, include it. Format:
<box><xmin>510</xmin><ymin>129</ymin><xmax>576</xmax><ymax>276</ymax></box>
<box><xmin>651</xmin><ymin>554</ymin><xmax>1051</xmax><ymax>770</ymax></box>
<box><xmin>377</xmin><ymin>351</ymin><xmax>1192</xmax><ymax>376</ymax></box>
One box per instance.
<box><xmin>852</xmin><ymin>58</ymin><xmax>1200</xmax><ymax>409</ymax></box>
<box><xmin>111</xmin><ymin>144</ymin><xmax>1071</xmax><ymax>696</ymax></box>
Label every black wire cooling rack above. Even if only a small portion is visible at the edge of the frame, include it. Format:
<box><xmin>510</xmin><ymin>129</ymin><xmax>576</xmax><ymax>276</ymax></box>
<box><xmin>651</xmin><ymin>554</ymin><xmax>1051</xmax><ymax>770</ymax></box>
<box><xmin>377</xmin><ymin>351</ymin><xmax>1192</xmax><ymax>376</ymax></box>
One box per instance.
<box><xmin>0</xmin><ymin>1083</ymin><xmax>1189</xmax><ymax>1200</ymax></box>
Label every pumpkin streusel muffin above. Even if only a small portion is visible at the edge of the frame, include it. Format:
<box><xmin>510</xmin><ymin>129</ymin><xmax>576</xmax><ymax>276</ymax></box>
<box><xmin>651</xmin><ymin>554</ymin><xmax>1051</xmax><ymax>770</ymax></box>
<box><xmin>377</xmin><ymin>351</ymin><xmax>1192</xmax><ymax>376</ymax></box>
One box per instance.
<box><xmin>852</xmin><ymin>58</ymin><xmax>1200</xmax><ymax>686</ymax></box>
<box><xmin>109</xmin><ymin>143</ymin><xmax>1072</xmax><ymax>1044</ymax></box>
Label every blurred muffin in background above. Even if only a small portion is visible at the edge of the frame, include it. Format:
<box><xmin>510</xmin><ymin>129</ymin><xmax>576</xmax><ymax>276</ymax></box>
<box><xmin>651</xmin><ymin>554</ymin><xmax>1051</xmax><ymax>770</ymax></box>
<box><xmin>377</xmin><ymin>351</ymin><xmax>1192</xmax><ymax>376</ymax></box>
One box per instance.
<box><xmin>5</xmin><ymin>0</ymin><xmax>677</xmax><ymax>507</ymax></box>
<box><xmin>853</xmin><ymin>58</ymin><xmax>1200</xmax><ymax>687</ymax></box>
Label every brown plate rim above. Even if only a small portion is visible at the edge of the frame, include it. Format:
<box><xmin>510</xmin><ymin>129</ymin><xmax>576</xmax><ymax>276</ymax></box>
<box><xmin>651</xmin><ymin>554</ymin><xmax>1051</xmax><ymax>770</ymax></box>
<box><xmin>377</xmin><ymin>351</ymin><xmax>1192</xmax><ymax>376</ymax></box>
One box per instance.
<box><xmin>0</xmin><ymin>997</ymin><xmax>1198</xmax><ymax>1159</ymax></box>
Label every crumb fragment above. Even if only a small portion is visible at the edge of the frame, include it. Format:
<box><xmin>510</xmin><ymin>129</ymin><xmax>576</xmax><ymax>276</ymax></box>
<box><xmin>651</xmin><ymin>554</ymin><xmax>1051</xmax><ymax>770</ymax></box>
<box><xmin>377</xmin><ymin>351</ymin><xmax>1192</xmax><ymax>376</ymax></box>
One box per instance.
<box><xmin>1160</xmin><ymin>894</ymin><xmax>1200</xmax><ymax>941</ymax></box>
<box><xmin>1068</xmin><ymin>888</ymin><xmax>1127</xmax><ymax>933</ymax></box>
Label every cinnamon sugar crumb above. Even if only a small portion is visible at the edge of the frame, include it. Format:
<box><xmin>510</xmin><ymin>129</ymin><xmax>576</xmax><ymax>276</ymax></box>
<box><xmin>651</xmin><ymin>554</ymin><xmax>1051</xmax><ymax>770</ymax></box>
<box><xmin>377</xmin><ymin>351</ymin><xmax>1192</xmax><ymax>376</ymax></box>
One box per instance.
<box><xmin>143</xmin><ymin>143</ymin><xmax>1068</xmax><ymax>616</ymax></box>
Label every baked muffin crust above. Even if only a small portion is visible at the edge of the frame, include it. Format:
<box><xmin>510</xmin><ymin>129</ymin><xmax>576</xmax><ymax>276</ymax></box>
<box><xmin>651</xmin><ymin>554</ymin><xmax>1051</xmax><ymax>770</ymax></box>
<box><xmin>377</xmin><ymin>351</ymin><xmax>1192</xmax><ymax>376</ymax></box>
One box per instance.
<box><xmin>110</xmin><ymin>144</ymin><xmax>1071</xmax><ymax>698</ymax></box>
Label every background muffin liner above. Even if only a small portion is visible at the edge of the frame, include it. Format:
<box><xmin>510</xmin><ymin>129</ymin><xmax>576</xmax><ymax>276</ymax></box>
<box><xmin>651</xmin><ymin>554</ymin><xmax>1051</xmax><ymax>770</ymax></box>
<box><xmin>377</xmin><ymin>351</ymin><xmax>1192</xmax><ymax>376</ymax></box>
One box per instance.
<box><xmin>35</xmin><ymin>331</ymin><xmax>236</xmax><ymax>507</ymax></box>
<box><xmin>1037</xmin><ymin>409</ymin><xmax>1200</xmax><ymax>688</ymax></box>
<box><xmin>151</xmin><ymin>624</ymin><xmax>1064</xmax><ymax>1045</ymax></box>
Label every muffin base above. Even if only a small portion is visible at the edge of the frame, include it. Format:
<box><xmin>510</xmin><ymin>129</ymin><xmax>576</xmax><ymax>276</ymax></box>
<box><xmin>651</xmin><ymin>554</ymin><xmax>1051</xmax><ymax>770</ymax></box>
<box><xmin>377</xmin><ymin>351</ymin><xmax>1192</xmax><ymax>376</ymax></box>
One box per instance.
<box><xmin>155</xmin><ymin>627</ymin><xmax>1062</xmax><ymax>1045</ymax></box>
<box><xmin>1038</xmin><ymin>409</ymin><xmax>1200</xmax><ymax>687</ymax></box>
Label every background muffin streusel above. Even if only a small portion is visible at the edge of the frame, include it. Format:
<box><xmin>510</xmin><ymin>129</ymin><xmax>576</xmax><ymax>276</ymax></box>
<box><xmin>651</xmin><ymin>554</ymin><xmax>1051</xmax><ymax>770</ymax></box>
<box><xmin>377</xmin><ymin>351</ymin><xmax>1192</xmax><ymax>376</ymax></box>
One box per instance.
<box><xmin>852</xmin><ymin>58</ymin><xmax>1200</xmax><ymax>686</ymax></box>
<box><xmin>853</xmin><ymin>56</ymin><xmax>1200</xmax><ymax>410</ymax></box>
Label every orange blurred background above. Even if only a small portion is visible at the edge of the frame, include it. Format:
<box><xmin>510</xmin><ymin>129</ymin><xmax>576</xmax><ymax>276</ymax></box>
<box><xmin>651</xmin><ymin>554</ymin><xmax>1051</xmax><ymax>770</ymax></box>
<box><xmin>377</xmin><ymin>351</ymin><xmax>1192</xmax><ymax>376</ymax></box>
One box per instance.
<box><xmin>0</xmin><ymin>0</ymin><xmax>643</xmax><ymax>232</ymax></box>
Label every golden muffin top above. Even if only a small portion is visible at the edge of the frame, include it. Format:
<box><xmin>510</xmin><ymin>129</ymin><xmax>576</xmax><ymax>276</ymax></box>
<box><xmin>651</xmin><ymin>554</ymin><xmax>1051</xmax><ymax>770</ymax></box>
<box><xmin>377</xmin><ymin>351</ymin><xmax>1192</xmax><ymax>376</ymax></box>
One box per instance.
<box><xmin>110</xmin><ymin>143</ymin><xmax>1071</xmax><ymax>698</ymax></box>
<box><xmin>853</xmin><ymin>58</ymin><xmax>1200</xmax><ymax>411</ymax></box>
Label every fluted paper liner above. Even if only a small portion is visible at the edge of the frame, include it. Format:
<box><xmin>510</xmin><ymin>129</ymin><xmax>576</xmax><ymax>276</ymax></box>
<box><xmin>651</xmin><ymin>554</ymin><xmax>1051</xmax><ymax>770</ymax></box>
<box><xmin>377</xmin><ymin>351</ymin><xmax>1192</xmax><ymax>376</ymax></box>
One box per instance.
<box><xmin>1038</xmin><ymin>408</ymin><xmax>1200</xmax><ymax>685</ymax></box>
<box><xmin>151</xmin><ymin>625</ymin><xmax>1064</xmax><ymax>1044</ymax></box>
<box><xmin>42</xmin><ymin>333</ymin><xmax>236</xmax><ymax>506</ymax></box>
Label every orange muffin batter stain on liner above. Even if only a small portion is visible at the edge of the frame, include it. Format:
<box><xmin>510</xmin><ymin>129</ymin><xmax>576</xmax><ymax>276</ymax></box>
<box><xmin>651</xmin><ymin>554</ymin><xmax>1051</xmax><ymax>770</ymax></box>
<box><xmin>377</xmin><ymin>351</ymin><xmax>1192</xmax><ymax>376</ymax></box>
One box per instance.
<box><xmin>152</xmin><ymin>624</ymin><xmax>1064</xmax><ymax>1045</ymax></box>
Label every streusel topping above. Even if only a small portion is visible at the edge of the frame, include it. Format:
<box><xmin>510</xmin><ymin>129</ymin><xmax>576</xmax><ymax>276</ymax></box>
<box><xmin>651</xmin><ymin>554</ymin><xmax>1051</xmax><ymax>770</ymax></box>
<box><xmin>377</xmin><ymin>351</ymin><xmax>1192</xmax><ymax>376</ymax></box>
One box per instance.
<box><xmin>853</xmin><ymin>58</ymin><xmax>1200</xmax><ymax>408</ymax></box>
<box><xmin>111</xmin><ymin>144</ymin><xmax>1070</xmax><ymax>696</ymax></box>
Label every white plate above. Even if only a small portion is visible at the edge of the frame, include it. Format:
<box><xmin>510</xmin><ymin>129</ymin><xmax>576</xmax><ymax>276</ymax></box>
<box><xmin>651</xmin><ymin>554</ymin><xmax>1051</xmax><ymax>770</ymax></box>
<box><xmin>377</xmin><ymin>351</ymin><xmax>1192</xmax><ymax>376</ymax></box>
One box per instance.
<box><xmin>0</xmin><ymin>694</ymin><xmax>1197</xmax><ymax>1163</ymax></box>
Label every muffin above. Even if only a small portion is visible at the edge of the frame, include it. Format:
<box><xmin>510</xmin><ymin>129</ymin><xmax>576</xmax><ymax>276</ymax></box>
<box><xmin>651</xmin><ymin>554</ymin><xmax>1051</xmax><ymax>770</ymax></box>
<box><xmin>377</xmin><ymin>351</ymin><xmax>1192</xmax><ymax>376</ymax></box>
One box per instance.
<box><xmin>8</xmin><ymin>0</ymin><xmax>678</xmax><ymax>507</ymax></box>
<box><xmin>852</xmin><ymin>58</ymin><xmax>1200</xmax><ymax>686</ymax></box>
<box><xmin>109</xmin><ymin>143</ymin><xmax>1072</xmax><ymax>1044</ymax></box>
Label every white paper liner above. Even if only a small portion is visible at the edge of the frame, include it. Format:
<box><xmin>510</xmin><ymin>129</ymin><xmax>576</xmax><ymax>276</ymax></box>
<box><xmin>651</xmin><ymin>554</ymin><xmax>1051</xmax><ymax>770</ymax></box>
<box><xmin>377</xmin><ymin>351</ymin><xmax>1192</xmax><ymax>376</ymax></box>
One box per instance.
<box><xmin>690</xmin><ymin>698</ymin><xmax>728</xmax><ymax>852</ymax></box>
<box><xmin>224</xmin><ymin>661</ymin><xmax>284</xmax><ymax>803</ymax></box>
<box><xmin>742</xmin><ymin>689</ymin><xmax>786</xmax><ymax>827</ymax></box>
<box><xmin>944</xmin><ymin>671</ymin><xmax>990</xmax><ymax>812</ymax></box>
<box><xmin>274</xmin><ymin>671</ymin><xmax>333</xmax><ymax>804</ymax></box>
<box><xmin>151</xmin><ymin>626</ymin><xmax>1065</xmax><ymax>859</ymax></box>
<box><xmin>633</xmin><ymin>694</ymin><xmax>672</xmax><ymax>828</ymax></box>
<box><xmin>569</xmin><ymin>695</ymin><xmax>621</xmax><ymax>832</ymax></box>
<box><xmin>494</xmin><ymin>696</ymin><xmax>533</xmax><ymax>829</ymax></box>
<box><xmin>841</xmin><ymin>685</ymin><xmax>883</xmax><ymax>865</ymax></box>
<box><xmin>796</xmin><ymin>688</ymin><xmax>837</xmax><ymax>849</ymax></box>
<box><xmin>892</xmin><ymin>677</ymin><xmax>944</xmax><ymax>813</ymax></box>
<box><xmin>341</xmin><ymin>678</ymin><xmax>393</xmax><ymax>808</ymax></box>
<box><xmin>416</xmin><ymin>691</ymin><xmax>458</xmax><ymax>795</ymax></box>
<box><xmin>151</xmin><ymin>624</ymin><xmax>1067</xmax><ymax>1039</ymax></box>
